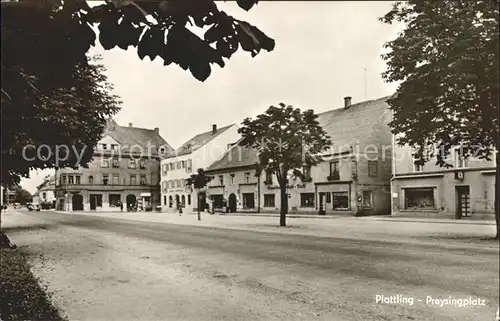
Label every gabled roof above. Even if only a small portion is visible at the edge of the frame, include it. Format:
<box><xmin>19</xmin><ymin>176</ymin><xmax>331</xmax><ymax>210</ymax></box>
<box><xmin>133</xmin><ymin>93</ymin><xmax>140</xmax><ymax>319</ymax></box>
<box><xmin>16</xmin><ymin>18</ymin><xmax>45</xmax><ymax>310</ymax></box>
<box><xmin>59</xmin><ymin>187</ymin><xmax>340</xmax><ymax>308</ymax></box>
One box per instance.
<box><xmin>205</xmin><ymin>96</ymin><xmax>391</xmax><ymax>172</ymax></box>
<box><xmin>206</xmin><ymin>141</ymin><xmax>258</xmax><ymax>172</ymax></box>
<box><xmin>37</xmin><ymin>175</ymin><xmax>55</xmax><ymax>192</ymax></box>
<box><xmin>167</xmin><ymin>124</ymin><xmax>235</xmax><ymax>158</ymax></box>
<box><xmin>104</xmin><ymin>118</ymin><xmax>173</xmax><ymax>155</ymax></box>
<box><xmin>317</xmin><ymin>96</ymin><xmax>391</xmax><ymax>153</ymax></box>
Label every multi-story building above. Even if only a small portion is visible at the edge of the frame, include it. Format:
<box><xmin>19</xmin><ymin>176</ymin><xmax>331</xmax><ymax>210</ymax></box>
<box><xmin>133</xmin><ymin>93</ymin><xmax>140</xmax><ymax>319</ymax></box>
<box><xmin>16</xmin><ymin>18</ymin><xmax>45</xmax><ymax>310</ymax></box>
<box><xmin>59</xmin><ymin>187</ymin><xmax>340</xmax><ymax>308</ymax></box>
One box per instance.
<box><xmin>205</xmin><ymin>96</ymin><xmax>393</xmax><ymax>215</ymax></box>
<box><xmin>391</xmin><ymin>141</ymin><xmax>497</xmax><ymax>219</ymax></box>
<box><xmin>32</xmin><ymin>175</ymin><xmax>56</xmax><ymax>208</ymax></box>
<box><xmin>160</xmin><ymin>124</ymin><xmax>241</xmax><ymax>212</ymax></box>
<box><xmin>55</xmin><ymin>118</ymin><xmax>173</xmax><ymax>212</ymax></box>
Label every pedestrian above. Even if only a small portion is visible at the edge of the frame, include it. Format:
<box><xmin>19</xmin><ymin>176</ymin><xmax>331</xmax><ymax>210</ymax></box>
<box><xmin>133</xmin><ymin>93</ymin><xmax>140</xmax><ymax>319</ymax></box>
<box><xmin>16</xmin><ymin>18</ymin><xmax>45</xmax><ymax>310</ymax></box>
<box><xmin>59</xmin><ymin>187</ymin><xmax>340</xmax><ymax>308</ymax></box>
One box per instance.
<box><xmin>119</xmin><ymin>201</ymin><xmax>123</xmax><ymax>212</ymax></box>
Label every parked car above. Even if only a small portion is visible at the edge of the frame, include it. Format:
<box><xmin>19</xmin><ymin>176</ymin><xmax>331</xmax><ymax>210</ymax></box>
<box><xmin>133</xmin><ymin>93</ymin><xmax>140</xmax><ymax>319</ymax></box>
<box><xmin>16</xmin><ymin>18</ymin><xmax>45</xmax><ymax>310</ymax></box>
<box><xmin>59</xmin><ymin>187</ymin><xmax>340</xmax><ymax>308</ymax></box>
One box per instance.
<box><xmin>28</xmin><ymin>204</ymin><xmax>40</xmax><ymax>211</ymax></box>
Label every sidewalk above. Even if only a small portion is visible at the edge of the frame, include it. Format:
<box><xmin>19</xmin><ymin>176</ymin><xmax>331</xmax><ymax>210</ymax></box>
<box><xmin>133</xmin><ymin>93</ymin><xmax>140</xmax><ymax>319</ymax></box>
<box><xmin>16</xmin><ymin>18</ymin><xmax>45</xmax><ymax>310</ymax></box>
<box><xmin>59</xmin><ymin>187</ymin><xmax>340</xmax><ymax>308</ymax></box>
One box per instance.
<box><xmin>48</xmin><ymin>210</ymin><xmax>498</xmax><ymax>248</ymax></box>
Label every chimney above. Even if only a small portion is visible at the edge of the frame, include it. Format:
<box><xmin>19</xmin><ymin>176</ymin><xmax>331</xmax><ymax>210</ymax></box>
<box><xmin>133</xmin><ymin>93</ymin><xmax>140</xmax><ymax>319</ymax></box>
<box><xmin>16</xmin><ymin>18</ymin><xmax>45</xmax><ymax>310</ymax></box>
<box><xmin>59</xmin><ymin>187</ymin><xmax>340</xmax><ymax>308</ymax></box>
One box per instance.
<box><xmin>344</xmin><ymin>96</ymin><xmax>352</xmax><ymax>108</ymax></box>
<box><xmin>129</xmin><ymin>123</ymin><xmax>133</xmax><ymax>127</ymax></box>
<box><xmin>154</xmin><ymin>127</ymin><xmax>159</xmax><ymax>133</ymax></box>
<box><xmin>212</xmin><ymin>124</ymin><xmax>217</xmax><ymax>134</ymax></box>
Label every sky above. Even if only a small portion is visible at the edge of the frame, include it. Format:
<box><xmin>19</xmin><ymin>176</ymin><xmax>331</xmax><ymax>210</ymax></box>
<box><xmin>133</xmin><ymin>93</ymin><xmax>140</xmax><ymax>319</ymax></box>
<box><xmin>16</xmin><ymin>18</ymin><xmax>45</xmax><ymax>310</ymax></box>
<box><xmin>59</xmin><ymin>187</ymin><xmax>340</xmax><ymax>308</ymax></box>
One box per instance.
<box><xmin>21</xmin><ymin>1</ymin><xmax>404</xmax><ymax>193</ymax></box>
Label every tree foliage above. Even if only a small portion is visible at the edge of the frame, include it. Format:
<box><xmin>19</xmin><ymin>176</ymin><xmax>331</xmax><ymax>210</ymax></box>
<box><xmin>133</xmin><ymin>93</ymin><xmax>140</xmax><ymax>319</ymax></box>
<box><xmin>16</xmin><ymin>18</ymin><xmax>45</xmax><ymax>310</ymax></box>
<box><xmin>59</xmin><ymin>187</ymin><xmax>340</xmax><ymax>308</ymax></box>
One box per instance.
<box><xmin>1</xmin><ymin>0</ymin><xmax>275</xmax><ymax>82</ymax></box>
<box><xmin>380</xmin><ymin>0</ymin><xmax>499</xmax><ymax>237</ymax></box>
<box><xmin>238</xmin><ymin>103</ymin><xmax>331</xmax><ymax>226</ymax></box>
<box><xmin>186</xmin><ymin>168</ymin><xmax>212</xmax><ymax>190</ymax></box>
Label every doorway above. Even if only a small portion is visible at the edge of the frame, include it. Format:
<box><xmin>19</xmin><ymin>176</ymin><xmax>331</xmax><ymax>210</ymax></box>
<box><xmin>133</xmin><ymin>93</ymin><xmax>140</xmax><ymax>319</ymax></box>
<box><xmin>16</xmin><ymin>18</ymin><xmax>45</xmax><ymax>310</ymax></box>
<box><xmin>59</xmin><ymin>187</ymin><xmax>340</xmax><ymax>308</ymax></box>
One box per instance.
<box><xmin>126</xmin><ymin>194</ymin><xmax>136</xmax><ymax>210</ymax></box>
<box><xmin>455</xmin><ymin>185</ymin><xmax>470</xmax><ymax>219</ymax></box>
<box><xmin>72</xmin><ymin>194</ymin><xmax>83</xmax><ymax>211</ymax></box>
<box><xmin>228</xmin><ymin>193</ymin><xmax>237</xmax><ymax>212</ymax></box>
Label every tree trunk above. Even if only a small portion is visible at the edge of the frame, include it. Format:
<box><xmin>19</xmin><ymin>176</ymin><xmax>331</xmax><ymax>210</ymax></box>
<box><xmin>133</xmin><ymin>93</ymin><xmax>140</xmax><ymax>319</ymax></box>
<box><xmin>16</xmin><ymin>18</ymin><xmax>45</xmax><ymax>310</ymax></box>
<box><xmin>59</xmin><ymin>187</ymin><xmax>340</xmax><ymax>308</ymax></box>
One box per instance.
<box><xmin>279</xmin><ymin>182</ymin><xmax>287</xmax><ymax>227</ymax></box>
<box><xmin>197</xmin><ymin>189</ymin><xmax>201</xmax><ymax>221</ymax></box>
<box><xmin>495</xmin><ymin>151</ymin><xmax>499</xmax><ymax>239</ymax></box>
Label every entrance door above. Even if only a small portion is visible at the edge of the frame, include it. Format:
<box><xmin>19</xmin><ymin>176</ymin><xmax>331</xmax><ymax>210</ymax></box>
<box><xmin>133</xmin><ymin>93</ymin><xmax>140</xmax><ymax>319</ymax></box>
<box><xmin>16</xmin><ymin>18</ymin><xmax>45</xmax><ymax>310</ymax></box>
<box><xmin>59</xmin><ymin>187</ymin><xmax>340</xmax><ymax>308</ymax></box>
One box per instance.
<box><xmin>318</xmin><ymin>192</ymin><xmax>326</xmax><ymax>215</ymax></box>
<box><xmin>228</xmin><ymin>193</ymin><xmax>237</xmax><ymax>212</ymax></box>
<box><xmin>72</xmin><ymin>194</ymin><xmax>84</xmax><ymax>211</ymax></box>
<box><xmin>455</xmin><ymin>186</ymin><xmax>470</xmax><ymax>218</ymax></box>
<box><xmin>89</xmin><ymin>195</ymin><xmax>96</xmax><ymax>210</ymax></box>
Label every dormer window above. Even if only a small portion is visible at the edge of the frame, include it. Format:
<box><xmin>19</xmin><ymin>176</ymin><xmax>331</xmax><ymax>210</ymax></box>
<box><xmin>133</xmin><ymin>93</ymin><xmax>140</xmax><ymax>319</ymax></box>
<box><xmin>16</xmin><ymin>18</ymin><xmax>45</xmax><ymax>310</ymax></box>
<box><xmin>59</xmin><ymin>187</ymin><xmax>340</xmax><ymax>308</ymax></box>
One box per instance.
<box><xmin>102</xmin><ymin>144</ymin><xmax>107</xmax><ymax>150</ymax></box>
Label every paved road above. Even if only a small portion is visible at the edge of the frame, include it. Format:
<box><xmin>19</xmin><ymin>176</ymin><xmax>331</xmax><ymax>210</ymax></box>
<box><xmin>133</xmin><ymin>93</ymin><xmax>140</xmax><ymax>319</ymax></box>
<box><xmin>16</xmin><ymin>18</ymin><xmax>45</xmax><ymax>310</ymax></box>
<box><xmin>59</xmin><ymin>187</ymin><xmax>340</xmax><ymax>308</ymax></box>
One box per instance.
<box><xmin>3</xmin><ymin>210</ymin><xmax>499</xmax><ymax>321</ymax></box>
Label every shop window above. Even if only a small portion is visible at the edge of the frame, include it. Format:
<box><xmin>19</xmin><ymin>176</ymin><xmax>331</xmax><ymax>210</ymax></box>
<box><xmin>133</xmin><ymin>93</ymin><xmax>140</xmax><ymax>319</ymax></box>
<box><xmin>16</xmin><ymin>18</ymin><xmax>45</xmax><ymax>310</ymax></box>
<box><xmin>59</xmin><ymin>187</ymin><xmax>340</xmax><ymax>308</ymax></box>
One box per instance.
<box><xmin>362</xmin><ymin>190</ymin><xmax>373</xmax><ymax>207</ymax></box>
<box><xmin>109</xmin><ymin>194</ymin><xmax>121</xmax><ymax>207</ymax></box>
<box><xmin>404</xmin><ymin>188</ymin><xmax>435</xmax><ymax>209</ymax></box>
<box><xmin>332</xmin><ymin>192</ymin><xmax>349</xmax><ymax>210</ymax></box>
<box><xmin>300</xmin><ymin>193</ymin><xmax>315</xmax><ymax>207</ymax></box>
<box><xmin>264</xmin><ymin>194</ymin><xmax>275</xmax><ymax>207</ymax></box>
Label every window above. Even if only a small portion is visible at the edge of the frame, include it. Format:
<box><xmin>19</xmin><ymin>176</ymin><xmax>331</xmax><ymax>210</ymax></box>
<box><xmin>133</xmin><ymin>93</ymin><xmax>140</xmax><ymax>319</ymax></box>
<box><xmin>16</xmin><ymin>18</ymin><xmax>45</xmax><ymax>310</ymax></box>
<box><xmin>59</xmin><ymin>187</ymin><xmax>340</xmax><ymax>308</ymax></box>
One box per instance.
<box><xmin>181</xmin><ymin>161</ymin><xmax>186</xmax><ymax>169</ymax></box>
<box><xmin>302</xmin><ymin>166</ymin><xmax>311</xmax><ymax>179</ymax></box>
<box><xmin>139</xmin><ymin>159</ymin><xmax>147</xmax><ymax>169</ymax></box>
<box><xmin>163</xmin><ymin>195</ymin><xmax>167</xmax><ymax>206</ymax></box>
<box><xmin>88</xmin><ymin>175</ymin><xmax>94</xmax><ymax>184</ymax></box>
<box><xmin>102</xmin><ymin>174</ymin><xmax>109</xmax><ymax>185</ymax></box>
<box><xmin>112</xmin><ymin>157</ymin><xmax>119</xmax><ymax>168</ymax></box>
<box><xmin>101</xmin><ymin>159</ymin><xmax>109</xmax><ymax>168</ymax></box>
<box><xmin>169</xmin><ymin>163</ymin><xmax>174</xmax><ymax>170</ymax></box>
<box><xmin>109</xmin><ymin>194</ymin><xmax>121</xmax><ymax>207</ymax></box>
<box><xmin>264</xmin><ymin>194</ymin><xmax>275</xmax><ymax>207</ymax></box>
<box><xmin>177</xmin><ymin>161</ymin><xmax>181</xmax><ymax>169</ymax></box>
<box><xmin>368</xmin><ymin>161</ymin><xmax>378</xmax><ymax>177</ymax></box>
<box><xmin>332</xmin><ymin>192</ymin><xmax>349</xmax><ymax>210</ymax></box>
<box><xmin>68</xmin><ymin>175</ymin><xmax>74</xmax><ymax>184</ymax></box>
<box><xmin>128</xmin><ymin>159</ymin><xmax>136</xmax><ymax>169</ymax></box>
<box><xmin>162</xmin><ymin>164</ymin><xmax>168</xmax><ymax>175</ymax></box>
<box><xmin>230</xmin><ymin>174</ymin><xmax>235</xmax><ymax>186</ymax></box>
<box><xmin>300</xmin><ymin>193</ymin><xmax>315</xmax><ymax>207</ymax></box>
<box><xmin>169</xmin><ymin>196</ymin><xmax>173</xmax><ymax>208</ymax></box>
<box><xmin>404</xmin><ymin>188</ymin><xmax>435</xmax><ymax>209</ymax></box>
<box><xmin>42</xmin><ymin>192</ymin><xmax>46</xmax><ymax>199</ymax></box>
<box><xmin>187</xmin><ymin>194</ymin><xmax>191</xmax><ymax>205</ymax></box>
<box><xmin>75</xmin><ymin>176</ymin><xmax>81</xmax><ymax>185</ymax></box>
<box><xmin>455</xmin><ymin>148</ymin><xmax>468</xmax><ymax>168</ymax></box>
<box><xmin>265</xmin><ymin>170</ymin><xmax>273</xmax><ymax>184</ymax></box>
<box><xmin>110</xmin><ymin>144</ymin><xmax>118</xmax><ymax>151</ymax></box>
<box><xmin>101</xmin><ymin>144</ymin><xmax>107</xmax><ymax>150</ymax></box>
<box><xmin>362</xmin><ymin>190</ymin><xmax>373</xmax><ymax>207</ymax></box>
<box><xmin>140</xmin><ymin>175</ymin><xmax>147</xmax><ymax>185</ymax></box>
<box><xmin>242</xmin><ymin>193</ymin><xmax>255</xmax><ymax>209</ymax></box>
<box><xmin>113</xmin><ymin>174</ymin><xmax>119</xmax><ymax>185</ymax></box>
<box><xmin>218</xmin><ymin>175</ymin><xmax>224</xmax><ymax>186</ymax></box>
<box><xmin>326</xmin><ymin>192</ymin><xmax>331</xmax><ymax>203</ymax></box>
<box><xmin>187</xmin><ymin>159</ymin><xmax>192</xmax><ymax>172</ymax></box>
<box><xmin>244</xmin><ymin>172</ymin><xmax>251</xmax><ymax>184</ymax></box>
<box><xmin>329</xmin><ymin>161</ymin><xmax>340</xmax><ymax>179</ymax></box>
<box><xmin>62</xmin><ymin>175</ymin><xmax>67</xmax><ymax>185</ymax></box>
<box><xmin>130</xmin><ymin>175</ymin><xmax>137</xmax><ymax>185</ymax></box>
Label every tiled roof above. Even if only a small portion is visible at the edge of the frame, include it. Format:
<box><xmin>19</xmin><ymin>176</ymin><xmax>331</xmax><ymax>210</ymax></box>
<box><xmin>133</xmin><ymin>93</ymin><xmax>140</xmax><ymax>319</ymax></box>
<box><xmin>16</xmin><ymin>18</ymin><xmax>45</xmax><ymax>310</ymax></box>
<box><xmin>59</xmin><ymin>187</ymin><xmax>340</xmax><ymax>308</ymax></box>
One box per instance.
<box><xmin>37</xmin><ymin>175</ymin><xmax>55</xmax><ymax>191</ymax></box>
<box><xmin>105</xmin><ymin>119</ymin><xmax>173</xmax><ymax>155</ymax></box>
<box><xmin>167</xmin><ymin>124</ymin><xmax>235</xmax><ymax>158</ymax></box>
<box><xmin>206</xmin><ymin>141</ymin><xmax>258</xmax><ymax>172</ymax></box>
<box><xmin>205</xmin><ymin>96</ymin><xmax>391</xmax><ymax>171</ymax></box>
<box><xmin>317</xmin><ymin>96</ymin><xmax>392</xmax><ymax>153</ymax></box>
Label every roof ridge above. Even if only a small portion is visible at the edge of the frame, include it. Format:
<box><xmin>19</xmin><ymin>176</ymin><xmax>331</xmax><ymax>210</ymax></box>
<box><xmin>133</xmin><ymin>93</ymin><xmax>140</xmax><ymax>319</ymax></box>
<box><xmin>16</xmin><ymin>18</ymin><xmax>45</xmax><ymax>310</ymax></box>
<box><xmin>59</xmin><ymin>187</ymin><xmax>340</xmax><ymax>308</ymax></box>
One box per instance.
<box><xmin>317</xmin><ymin>95</ymin><xmax>391</xmax><ymax>117</ymax></box>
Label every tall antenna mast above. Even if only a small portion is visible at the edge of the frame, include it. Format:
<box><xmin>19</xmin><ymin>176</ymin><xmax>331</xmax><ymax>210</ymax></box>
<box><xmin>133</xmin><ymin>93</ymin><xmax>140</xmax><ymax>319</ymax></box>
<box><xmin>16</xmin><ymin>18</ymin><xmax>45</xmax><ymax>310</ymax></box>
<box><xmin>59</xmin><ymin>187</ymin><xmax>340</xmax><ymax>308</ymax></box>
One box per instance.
<box><xmin>364</xmin><ymin>67</ymin><xmax>368</xmax><ymax>100</ymax></box>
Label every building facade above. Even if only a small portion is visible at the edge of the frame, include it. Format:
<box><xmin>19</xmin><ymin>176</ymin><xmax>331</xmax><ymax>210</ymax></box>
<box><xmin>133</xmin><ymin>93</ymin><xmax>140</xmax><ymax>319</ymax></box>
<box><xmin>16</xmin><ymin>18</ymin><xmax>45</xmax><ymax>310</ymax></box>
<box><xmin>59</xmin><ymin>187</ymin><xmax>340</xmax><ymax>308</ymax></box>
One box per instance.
<box><xmin>32</xmin><ymin>175</ymin><xmax>56</xmax><ymax>208</ymax></box>
<box><xmin>55</xmin><ymin>119</ymin><xmax>173</xmax><ymax>212</ymax></box>
<box><xmin>205</xmin><ymin>96</ymin><xmax>393</xmax><ymax>216</ymax></box>
<box><xmin>391</xmin><ymin>142</ymin><xmax>497</xmax><ymax>219</ymax></box>
<box><xmin>160</xmin><ymin>124</ymin><xmax>241</xmax><ymax>213</ymax></box>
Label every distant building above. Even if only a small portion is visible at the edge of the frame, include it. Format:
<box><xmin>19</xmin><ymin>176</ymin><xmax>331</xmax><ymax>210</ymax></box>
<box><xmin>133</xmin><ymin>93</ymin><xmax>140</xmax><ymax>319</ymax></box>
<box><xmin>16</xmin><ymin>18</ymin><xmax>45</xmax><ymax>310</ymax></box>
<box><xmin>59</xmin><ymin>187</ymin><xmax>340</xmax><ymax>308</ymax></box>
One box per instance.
<box><xmin>55</xmin><ymin>118</ymin><xmax>173</xmax><ymax>212</ymax></box>
<box><xmin>205</xmin><ymin>96</ymin><xmax>393</xmax><ymax>215</ymax></box>
<box><xmin>32</xmin><ymin>175</ymin><xmax>56</xmax><ymax>208</ymax></box>
<box><xmin>391</xmin><ymin>141</ymin><xmax>497</xmax><ymax>219</ymax></box>
<box><xmin>160</xmin><ymin>124</ymin><xmax>241</xmax><ymax>213</ymax></box>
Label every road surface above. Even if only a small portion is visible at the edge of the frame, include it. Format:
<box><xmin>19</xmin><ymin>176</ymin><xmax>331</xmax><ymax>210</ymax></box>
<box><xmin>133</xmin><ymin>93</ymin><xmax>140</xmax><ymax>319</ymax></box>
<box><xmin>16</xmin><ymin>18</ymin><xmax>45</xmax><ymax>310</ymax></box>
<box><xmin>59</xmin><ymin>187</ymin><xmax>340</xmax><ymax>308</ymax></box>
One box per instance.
<box><xmin>3</xmin><ymin>210</ymin><xmax>499</xmax><ymax>321</ymax></box>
